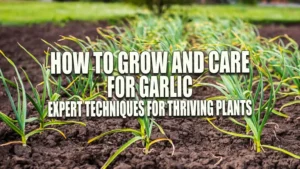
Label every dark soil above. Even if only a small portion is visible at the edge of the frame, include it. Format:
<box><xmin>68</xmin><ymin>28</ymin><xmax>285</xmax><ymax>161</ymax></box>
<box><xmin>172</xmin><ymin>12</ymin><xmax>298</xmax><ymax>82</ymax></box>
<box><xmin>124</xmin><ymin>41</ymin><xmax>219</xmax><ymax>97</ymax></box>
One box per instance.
<box><xmin>0</xmin><ymin>22</ymin><xmax>300</xmax><ymax>169</ymax></box>
<box><xmin>258</xmin><ymin>24</ymin><xmax>300</xmax><ymax>45</ymax></box>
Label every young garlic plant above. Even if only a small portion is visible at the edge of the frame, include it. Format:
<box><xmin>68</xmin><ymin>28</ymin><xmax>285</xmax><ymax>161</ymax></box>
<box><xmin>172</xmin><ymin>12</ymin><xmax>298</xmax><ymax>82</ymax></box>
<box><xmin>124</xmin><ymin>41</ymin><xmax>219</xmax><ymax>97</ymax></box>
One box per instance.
<box><xmin>0</xmin><ymin>51</ymin><xmax>66</xmax><ymax>146</ymax></box>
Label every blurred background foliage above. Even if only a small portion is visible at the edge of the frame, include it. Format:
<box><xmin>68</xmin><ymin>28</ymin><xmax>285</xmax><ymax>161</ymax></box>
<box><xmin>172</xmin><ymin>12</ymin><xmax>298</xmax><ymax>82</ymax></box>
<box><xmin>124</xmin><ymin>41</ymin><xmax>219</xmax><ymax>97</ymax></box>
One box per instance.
<box><xmin>50</xmin><ymin>0</ymin><xmax>298</xmax><ymax>4</ymax></box>
<box><xmin>1</xmin><ymin>0</ymin><xmax>299</xmax><ymax>25</ymax></box>
<box><xmin>51</xmin><ymin>0</ymin><xmax>259</xmax><ymax>4</ymax></box>
<box><xmin>49</xmin><ymin>0</ymin><xmax>298</xmax><ymax>14</ymax></box>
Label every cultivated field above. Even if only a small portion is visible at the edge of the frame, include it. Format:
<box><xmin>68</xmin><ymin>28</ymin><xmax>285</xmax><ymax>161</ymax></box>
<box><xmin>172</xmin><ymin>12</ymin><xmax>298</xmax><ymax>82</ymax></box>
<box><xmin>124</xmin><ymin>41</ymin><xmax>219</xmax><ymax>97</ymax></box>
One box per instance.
<box><xmin>0</xmin><ymin>2</ymin><xmax>299</xmax><ymax>168</ymax></box>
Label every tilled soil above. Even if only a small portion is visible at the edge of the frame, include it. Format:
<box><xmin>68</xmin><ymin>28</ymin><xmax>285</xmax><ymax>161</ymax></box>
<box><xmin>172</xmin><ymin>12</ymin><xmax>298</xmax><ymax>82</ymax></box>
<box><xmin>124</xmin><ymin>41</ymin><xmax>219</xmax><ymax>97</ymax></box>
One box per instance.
<box><xmin>258</xmin><ymin>24</ymin><xmax>300</xmax><ymax>44</ymax></box>
<box><xmin>0</xmin><ymin>22</ymin><xmax>300</xmax><ymax>169</ymax></box>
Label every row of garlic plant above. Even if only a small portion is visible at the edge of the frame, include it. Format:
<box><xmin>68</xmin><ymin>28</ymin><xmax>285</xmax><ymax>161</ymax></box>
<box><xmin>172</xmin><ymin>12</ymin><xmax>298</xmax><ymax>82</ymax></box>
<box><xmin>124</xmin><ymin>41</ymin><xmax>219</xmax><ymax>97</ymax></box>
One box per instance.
<box><xmin>188</xmin><ymin>16</ymin><xmax>299</xmax><ymax>158</ymax></box>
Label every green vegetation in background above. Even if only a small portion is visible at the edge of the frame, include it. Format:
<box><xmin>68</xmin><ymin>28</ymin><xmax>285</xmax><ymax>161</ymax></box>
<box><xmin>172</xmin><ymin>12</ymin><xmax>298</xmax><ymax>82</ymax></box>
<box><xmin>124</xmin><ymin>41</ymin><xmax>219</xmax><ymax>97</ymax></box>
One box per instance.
<box><xmin>1</xmin><ymin>2</ymin><xmax>300</xmax><ymax>25</ymax></box>
<box><xmin>171</xmin><ymin>5</ymin><xmax>300</xmax><ymax>24</ymax></box>
<box><xmin>125</xmin><ymin>0</ymin><xmax>194</xmax><ymax>15</ymax></box>
<box><xmin>0</xmin><ymin>2</ymin><xmax>143</xmax><ymax>25</ymax></box>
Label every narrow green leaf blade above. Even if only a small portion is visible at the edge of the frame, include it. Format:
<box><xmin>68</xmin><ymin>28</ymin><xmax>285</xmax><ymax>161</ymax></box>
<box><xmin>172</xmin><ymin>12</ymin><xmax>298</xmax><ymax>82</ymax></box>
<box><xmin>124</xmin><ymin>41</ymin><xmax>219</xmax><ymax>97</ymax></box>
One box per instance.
<box><xmin>102</xmin><ymin>136</ymin><xmax>142</xmax><ymax>169</ymax></box>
